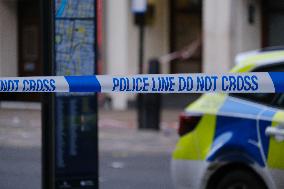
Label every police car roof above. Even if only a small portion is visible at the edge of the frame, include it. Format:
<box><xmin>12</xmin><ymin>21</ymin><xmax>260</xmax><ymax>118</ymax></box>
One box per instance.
<box><xmin>235</xmin><ymin>46</ymin><xmax>284</xmax><ymax>68</ymax></box>
<box><xmin>261</xmin><ymin>46</ymin><xmax>284</xmax><ymax>52</ymax></box>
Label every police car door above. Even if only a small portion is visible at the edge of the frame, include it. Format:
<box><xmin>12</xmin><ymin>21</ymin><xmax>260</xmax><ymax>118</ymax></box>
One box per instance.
<box><xmin>252</xmin><ymin>63</ymin><xmax>284</xmax><ymax>189</ymax></box>
<box><xmin>266</xmin><ymin>94</ymin><xmax>284</xmax><ymax>189</ymax></box>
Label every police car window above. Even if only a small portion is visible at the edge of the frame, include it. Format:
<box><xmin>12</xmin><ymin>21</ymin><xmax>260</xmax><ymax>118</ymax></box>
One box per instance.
<box><xmin>230</xmin><ymin>63</ymin><xmax>284</xmax><ymax>106</ymax></box>
<box><xmin>275</xmin><ymin>94</ymin><xmax>284</xmax><ymax>108</ymax></box>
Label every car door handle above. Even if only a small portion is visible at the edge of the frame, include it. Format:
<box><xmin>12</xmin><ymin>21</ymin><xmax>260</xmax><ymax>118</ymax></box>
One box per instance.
<box><xmin>266</xmin><ymin>126</ymin><xmax>284</xmax><ymax>141</ymax></box>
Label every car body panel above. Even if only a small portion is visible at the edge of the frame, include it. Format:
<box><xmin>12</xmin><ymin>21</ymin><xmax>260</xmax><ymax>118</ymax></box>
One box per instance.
<box><xmin>172</xmin><ymin>94</ymin><xmax>227</xmax><ymax>161</ymax></box>
<box><xmin>171</xmin><ymin>160</ymin><xmax>208</xmax><ymax>189</ymax></box>
<box><xmin>173</xmin><ymin>95</ymin><xmax>284</xmax><ymax>161</ymax></box>
<box><xmin>172</xmin><ymin>114</ymin><xmax>217</xmax><ymax>161</ymax></box>
<box><xmin>268</xmin><ymin>111</ymin><xmax>284</xmax><ymax>169</ymax></box>
<box><xmin>270</xmin><ymin>169</ymin><xmax>284</xmax><ymax>189</ymax></box>
<box><xmin>172</xmin><ymin>49</ymin><xmax>284</xmax><ymax>189</ymax></box>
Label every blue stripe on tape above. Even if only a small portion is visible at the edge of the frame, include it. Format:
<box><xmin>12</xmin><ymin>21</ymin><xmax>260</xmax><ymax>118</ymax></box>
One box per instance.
<box><xmin>64</xmin><ymin>76</ymin><xmax>101</xmax><ymax>92</ymax></box>
<box><xmin>269</xmin><ymin>72</ymin><xmax>284</xmax><ymax>93</ymax></box>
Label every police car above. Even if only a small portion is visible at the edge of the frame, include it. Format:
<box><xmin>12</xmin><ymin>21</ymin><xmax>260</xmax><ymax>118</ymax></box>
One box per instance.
<box><xmin>172</xmin><ymin>47</ymin><xmax>284</xmax><ymax>189</ymax></box>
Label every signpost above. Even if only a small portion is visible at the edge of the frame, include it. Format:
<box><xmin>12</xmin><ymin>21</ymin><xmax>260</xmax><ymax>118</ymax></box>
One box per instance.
<box><xmin>131</xmin><ymin>0</ymin><xmax>147</xmax><ymax>13</ymax></box>
<box><xmin>42</xmin><ymin>0</ymin><xmax>98</xmax><ymax>188</ymax></box>
<box><xmin>132</xmin><ymin>0</ymin><xmax>147</xmax><ymax>129</ymax></box>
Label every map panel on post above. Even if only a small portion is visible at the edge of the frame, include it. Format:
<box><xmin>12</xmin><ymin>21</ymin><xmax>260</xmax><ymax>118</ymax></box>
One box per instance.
<box><xmin>56</xmin><ymin>0</ymin><xmax>94</xmax><ymax>18</ymax></box>
<box><xmin>55</xmin><ymin>0</ymin><xmax>95</xmax><ymax>77</ymax></box>
<box><xmin>53</xmin><ymin>0</ymin><xmax>98</xmax><ymax>188</ymax></box>
<box><xmin>55</xmin><ymin>19</ymin><xmax>94</xmax><ymax>76</ymax></box>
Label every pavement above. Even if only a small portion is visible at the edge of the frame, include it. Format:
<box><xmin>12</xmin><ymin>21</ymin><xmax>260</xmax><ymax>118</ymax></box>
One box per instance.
<box><xmin>99</xmin><ymin>109</ymin><xmax>180</xmax><ymax>189</ymax></box>
<box><xmin>0</xmin><ymin>109</ymin><xmax>41</xmax><ymax>189</ymax></box>
<box><xmin>0</xmin><ymin>106</ymin><xmax>181</xmax><ymax>189</ymax></box>
<box><xmin>99</xmin><ymin>127</ymin><xmax>177</xmax><ymax>189</ymax></box>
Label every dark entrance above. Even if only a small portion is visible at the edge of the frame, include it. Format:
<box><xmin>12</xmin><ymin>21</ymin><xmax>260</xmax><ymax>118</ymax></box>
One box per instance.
<box><xmin>18</xmin><ymin>0</ymin><xmax>42</xmax><ymax>101</ymax></box>
<box><xmin>170</xmin><ymin>0</ymin><xmax>202</xmax><ymax>73</ymax></box>
<box><xmin>0</xmin><ymin>0</ymin><xmax>42</xmax><ymax>101</ymax></box>
<box><xmin>165</xmin><ymin>0</ymin><xmax>202</xmax><ymax>109</ymax></box>
<box><xmin>262</xmin><ymin>1</ymin><xmax>284</xmax><ymax>46</ymax></box>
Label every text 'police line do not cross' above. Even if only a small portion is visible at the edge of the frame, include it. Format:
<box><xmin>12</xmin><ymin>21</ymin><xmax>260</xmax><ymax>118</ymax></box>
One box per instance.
<box><xmin>0</xmin><ymin>72</ymin><xmax>282</xmax><ymax>93</ymax></box>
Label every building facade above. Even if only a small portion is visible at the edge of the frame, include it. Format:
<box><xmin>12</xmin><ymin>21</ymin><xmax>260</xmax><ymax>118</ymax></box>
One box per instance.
<box><xmin>104</xmin><ymin>0</ymin><xmax>284</xmax><ymax>110</ymax></box>
<box><xmin>0</xmin><ymin>0</ymin><xmax>283</xmax><ymax>109</ymax></box>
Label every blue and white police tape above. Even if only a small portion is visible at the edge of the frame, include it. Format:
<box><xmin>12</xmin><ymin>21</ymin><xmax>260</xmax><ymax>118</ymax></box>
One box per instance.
<box><xmin>0</xmin><ymin>72</ymin><xmax>283</xmax><ymax>93</ymax></box>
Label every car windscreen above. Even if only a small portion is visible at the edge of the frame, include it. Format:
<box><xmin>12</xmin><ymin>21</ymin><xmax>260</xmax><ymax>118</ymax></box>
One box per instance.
<box><xmin>230</xmin><ymin>63</ymin><xmax>284</xmax><ymax>106</ymax></box>
<box><xmin>274</xmin><ymin>94</ymin><xmax>284</xmax><ymax>109</ymax></box>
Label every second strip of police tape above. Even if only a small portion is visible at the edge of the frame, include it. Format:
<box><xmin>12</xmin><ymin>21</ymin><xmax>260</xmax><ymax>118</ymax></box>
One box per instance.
<box><xmin>0</xmin><ymin>72</ymin><xmax>282</xmax><ymax>93</ymax></box>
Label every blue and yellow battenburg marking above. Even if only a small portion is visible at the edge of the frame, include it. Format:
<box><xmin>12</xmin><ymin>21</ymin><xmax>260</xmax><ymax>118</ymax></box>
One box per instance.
<box><xmin>172</xmin><ymin>50</ymin><xmax>284</xmax><ymax>173</ymax></box>
<box><xmin>173</xmin><ymin>93</ymin><xmax>284</xmax><ymax>169</ymax></box>
<box><xmin>0</xmin><ymin>72</ymin><xmax>283</xmax><ymax>93</ymax></box>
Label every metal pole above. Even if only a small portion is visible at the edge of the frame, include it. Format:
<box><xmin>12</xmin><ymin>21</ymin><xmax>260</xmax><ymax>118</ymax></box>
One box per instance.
<box><xmin>138</xmin><ymin>21</ymin><xmax>145</xmax><ymax>129</ymax></box>
<box><xmin>41</xmin><ymin>0</ymin><xmax>55</xmax><ymax>188</ymax></box>
<box><xmin>138</xmin><ymin>24</ymin><xmax>144</xmax><ymax>75</ymax></box>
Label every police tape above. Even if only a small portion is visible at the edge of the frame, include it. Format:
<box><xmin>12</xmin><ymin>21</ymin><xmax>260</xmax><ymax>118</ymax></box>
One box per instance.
<box><xmin>0</xmin><ymin>72</ymin><xmax>283</xmax><ymax>93</ymax></box>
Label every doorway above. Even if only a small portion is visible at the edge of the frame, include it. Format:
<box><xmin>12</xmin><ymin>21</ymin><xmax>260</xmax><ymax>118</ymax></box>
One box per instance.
<box><xmin>262</xmin><ymin>1</ymin><xmax>284</xmax><ymax>47</ymax></box>
<box><xmin>170</xmin><ymin>0</ymin><xmax>202</xmax><ymax>73</ymax></box>
<box><xmin>18</xmin><ymin>0</ymin><xmax>42</xmax><ymax>101</ymax></box>
<box><xmin>164</xmin><ymin>0</ymin><xmax>202</xmax><ymax>108</ymax></box>
<box><xmin>0</xmin><ymin>0</ymin><xmax>42</xmax><ymax>101</ymax></box>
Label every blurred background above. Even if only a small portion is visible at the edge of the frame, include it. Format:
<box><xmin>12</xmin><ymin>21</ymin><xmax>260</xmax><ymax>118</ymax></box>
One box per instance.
<box><xmin>0</xmin><ymin>0</ymin><xmax>283</xmax><ymax>189</ymax></box>
<box><xmin>102</xmin><ymin>0</ymin><xmax>282</xmax><ymax>110</ymax></box>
